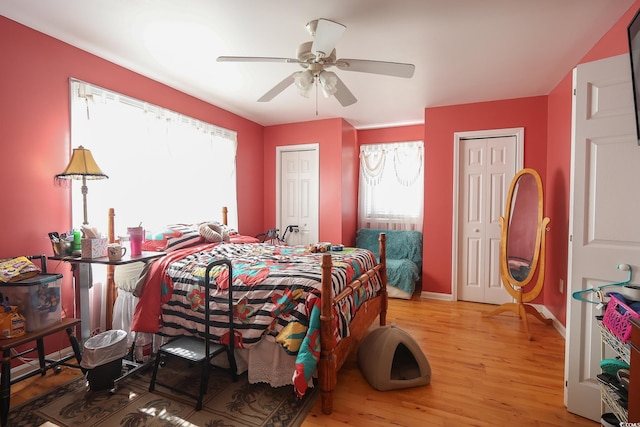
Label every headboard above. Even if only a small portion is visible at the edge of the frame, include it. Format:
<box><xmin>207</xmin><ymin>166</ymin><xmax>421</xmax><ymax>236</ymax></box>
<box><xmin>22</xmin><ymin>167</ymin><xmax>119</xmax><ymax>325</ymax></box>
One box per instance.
<box><xmin>104</xmin><ymin>206</ymin><xmax>229</xmax><ymax>329</ymax></box>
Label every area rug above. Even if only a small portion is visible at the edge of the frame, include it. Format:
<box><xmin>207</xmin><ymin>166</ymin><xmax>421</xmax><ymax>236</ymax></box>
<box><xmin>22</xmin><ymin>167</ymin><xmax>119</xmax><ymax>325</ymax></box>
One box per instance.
<box><xmin>8</xmin><ymin>360</ymin><xmax>318</xmax><ymax>427</ymax></box>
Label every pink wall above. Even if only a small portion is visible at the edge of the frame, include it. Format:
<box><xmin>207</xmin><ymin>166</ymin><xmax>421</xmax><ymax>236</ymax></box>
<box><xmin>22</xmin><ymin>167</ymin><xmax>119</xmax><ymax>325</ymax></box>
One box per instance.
<box><xmin>423</xmin><ymin>97</ymin><xmax>548</xmax><ymax>294</ymax></box>
<box><xmin>0</xmin><ymin>17</ymin><xmax>265</xmax><ymax>354</ymax></box>
<box><xmin>544</xmin><ymin>0</ymin><xmax>640</xmax><ymax>324</ymax></box>
<box><xmin>544</xmin><ymin>75</ymin><xmax>573</xmax><ymax>324</ymax></box>
<box><xmin>263</xmin><ymin>118</ymin><xmax>349</xmax><ymax>245</ymax></box>
<box><xmin>341</xmin><ymin>122</ymin><xmax>359</xmax><ymax>246</ymax></box>
<box><xmin>582</xmin><ymin>2</ymin><xmax>640</xmax><ymax>63</ymax></box>
<box><xmin>358</xmin><ymin>125</ymin><xmax>425</xmax><ymax>145</ymax></box>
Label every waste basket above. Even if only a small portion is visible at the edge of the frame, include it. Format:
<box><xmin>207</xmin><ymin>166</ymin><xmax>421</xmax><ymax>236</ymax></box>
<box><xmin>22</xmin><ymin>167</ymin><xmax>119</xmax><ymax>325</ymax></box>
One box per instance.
<box><xmin>80</xmin><ymin>329</ymin><xmax>127</xmax><ymax>391</ymax></box>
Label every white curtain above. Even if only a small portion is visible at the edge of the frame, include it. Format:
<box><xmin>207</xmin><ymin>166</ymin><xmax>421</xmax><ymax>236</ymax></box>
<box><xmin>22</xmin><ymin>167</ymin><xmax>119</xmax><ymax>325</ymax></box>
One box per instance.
<box><xmin>69</xmin><ymin>79</ymin><xmax>238</xmax><ymax>235</ymax></box>
<box><xmin>358</xmin><ymin>141</ymin><xmax>424</xmax><ymax>231</ymax></box>
<box><xmin>69</xmin><ymin>79</ymin><xmax>238</xmax><ymax>334</ymax></box>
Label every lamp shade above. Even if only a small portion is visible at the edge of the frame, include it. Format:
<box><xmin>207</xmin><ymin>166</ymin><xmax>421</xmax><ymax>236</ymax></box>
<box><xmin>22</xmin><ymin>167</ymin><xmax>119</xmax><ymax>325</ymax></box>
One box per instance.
<box><xmin>55</xmin><ymin>145</ymin><xmax>108</xmax><ymax>225</ymax></box>
<box><xmin>294</xmin><ymin>70</ymin><xmax>314</xmax><ymax>98</ymax></box>
<box><xmin>55</xmin><ymin>145</ymin><xmax>108</xmax><ymax>180</ymax></box>
<box><xmin>319</xmin><ymin>71</ymin><xmax>338</xmax><ymax>98</ymax></box>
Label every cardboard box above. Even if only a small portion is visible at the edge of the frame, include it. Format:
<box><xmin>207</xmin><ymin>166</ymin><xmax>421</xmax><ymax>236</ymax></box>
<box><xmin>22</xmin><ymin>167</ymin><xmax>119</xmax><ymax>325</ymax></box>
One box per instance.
<box><xmin>81</xmin><ymin>238</ymin><xmax>108</xmax><ymax>259</ymax></box>
<box><xmin>0</xmin><ymin>306</ymin><xmax>26</xmax><ymax>339</ymax></box>
<box><xmin>0</xmin><ymin>274</ymin><xmax>62</xmax><ymax>331</ymax></box>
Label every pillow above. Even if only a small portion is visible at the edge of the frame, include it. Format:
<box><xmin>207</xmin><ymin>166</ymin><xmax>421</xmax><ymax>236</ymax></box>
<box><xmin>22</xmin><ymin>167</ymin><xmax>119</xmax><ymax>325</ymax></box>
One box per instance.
<box><xmin>165</xmin><ymin>231</ymin><xmax>204</xmax><ymax>252</ymax></box>
<box><xmin>141</xmin><ymin>239</ymin><xmax>166</xmax><ymax>252</ymax></box>
<box><xmin>166</xmin><ymin>224</ymin><xmax>200</xmax><ymax>234</ymax></box>
<box><xmin>199</xmin><ymin>222</ymin><xmax>230</xmax><ymax>243</ymax></box>
<box><xmin>140</xmin><ymin>229</ymin><xmax>182</xmax><ymax>252</ymax></box>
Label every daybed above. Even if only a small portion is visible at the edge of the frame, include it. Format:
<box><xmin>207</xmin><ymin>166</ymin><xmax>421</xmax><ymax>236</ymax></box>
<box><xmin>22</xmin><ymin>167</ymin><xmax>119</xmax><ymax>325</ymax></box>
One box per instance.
<box><xmin>356</xmin><ymin>228</ymin><xmax>422</xmax><ymax>299</ymax></box>
<box><xmin>116</xmin><ymin>209</ymin><xmax>387</xmax><ymax>414</ymax></box>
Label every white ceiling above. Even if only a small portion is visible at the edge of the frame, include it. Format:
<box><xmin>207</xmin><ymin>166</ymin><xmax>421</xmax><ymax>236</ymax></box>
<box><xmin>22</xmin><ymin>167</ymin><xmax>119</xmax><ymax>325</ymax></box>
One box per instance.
<box><xmin>0</xmin><ymin>0</ymin><xmax>636</xmax><ymax>129</ymax></box>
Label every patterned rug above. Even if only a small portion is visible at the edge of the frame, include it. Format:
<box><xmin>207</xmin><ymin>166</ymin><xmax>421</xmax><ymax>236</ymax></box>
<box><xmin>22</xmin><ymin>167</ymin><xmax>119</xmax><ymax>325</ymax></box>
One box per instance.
<box><xmin>9</xmin><ymin>360</ymin><xmax>318</xmax><ymax>427</ymax></box>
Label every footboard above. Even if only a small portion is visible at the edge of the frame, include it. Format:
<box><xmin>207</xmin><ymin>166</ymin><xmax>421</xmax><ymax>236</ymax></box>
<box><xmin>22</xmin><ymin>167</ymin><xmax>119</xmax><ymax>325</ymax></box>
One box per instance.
<box><xmin>318</xmin><ymin>233</ymin><xmax>387</xmax><ymax>414</ymax></box>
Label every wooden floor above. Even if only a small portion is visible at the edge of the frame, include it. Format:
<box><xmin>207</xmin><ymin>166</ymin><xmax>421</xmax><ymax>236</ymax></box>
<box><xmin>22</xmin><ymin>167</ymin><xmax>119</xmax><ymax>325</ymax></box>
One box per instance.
<box><xmin>302</xmin><ymin>297</ymin><xmax>597</xmax><ymax>427</ymax></box>
<box><xmin>10</xmin><ymin>298</ymin><xmax>597</xmax><ymax>426</ymax></box>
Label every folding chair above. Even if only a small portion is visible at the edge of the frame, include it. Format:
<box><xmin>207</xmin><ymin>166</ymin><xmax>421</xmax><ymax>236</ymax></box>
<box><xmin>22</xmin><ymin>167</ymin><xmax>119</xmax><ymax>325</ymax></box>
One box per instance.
<box><xmin>148</xmin><ymin>258</ymin><xmax>237</xmax><ymax>410</ymax></box>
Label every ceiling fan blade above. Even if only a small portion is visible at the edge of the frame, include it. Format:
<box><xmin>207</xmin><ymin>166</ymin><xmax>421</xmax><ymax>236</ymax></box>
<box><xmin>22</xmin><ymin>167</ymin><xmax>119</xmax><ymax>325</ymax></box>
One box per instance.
<box><xmin>335</xmin><ymin>59</ymin><xmax>415</xmax><ymax>78</ymax></box>
<box><xmin>311</xmin><ymin>19</ymin><xmax>346</xmax><ymax>58</ymax></box>
<box><xmin>257</xmin><ymin>73</ymin><xmax>296</xmax><ymax>102</ymax></box>
<box><xmin>217</xmin><ymin>56</ymin><xmax>299</xmax><ymax>64</ymax></box>
<box><xmin>333</xmin><ymin>74</ymin><xmax>357</xmax><ymax>107</ymax></box>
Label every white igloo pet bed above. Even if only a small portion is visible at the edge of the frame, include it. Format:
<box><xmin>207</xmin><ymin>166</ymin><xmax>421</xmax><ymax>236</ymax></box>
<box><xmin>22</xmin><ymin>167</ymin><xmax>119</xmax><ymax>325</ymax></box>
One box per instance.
<box><xmin>357</xmin><ymin>324</ymin><xmax>431</xmax><ymax>391</ymax></box>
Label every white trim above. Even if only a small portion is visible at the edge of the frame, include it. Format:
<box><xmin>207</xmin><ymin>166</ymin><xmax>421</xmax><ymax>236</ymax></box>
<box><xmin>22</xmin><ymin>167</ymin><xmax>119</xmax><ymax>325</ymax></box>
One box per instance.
<box><xmin>538</xmin><ymin>304</ymin><xmax>566</xmax><ymax>339</ymax></box>
<box><xmin>420</xmin><ymin>291</ymin><xmax>454</xmax><ymax>301</ymax></box>
<box><xmin>275</xmin><ymin>143</ymin><xmax>320</xmax><ymax>235</ymax></box>
<box><xmin>451</xmin><ymin>128</ymin><xmax>524</xmax><ymax>301</ymax></box>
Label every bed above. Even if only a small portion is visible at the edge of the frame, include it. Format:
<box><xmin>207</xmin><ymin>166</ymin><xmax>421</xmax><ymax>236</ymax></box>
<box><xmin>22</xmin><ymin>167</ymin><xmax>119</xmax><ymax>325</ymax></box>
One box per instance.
<box><xmin>118</xmin><ymin>209</ymin><xmax>387</xmax><ymax>414</ymax></box>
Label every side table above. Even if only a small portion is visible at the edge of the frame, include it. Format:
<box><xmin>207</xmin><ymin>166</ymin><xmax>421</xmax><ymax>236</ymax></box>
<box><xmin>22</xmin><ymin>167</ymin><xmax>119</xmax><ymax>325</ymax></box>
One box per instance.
<box><xmin>0</xmin><ymin>318</ymin><xmax>82</xmax><ymax>427</ymax></box>
<box><xmin>48</xmin><ymin>252</ymin><xmax>165</xmax><ymax>345</ymax></box>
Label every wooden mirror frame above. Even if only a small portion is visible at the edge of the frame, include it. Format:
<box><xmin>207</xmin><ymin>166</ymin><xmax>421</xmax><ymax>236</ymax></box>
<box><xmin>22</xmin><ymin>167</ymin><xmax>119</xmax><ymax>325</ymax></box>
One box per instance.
<box><xmin>487</xmin><ymin>168</ymin><xmax>551</xmax><ymax>340</ymax></box>
<box><xmin>504</xmin><ymin>169</ymin><xmax>544</xmax><ymax>287</ymax></box>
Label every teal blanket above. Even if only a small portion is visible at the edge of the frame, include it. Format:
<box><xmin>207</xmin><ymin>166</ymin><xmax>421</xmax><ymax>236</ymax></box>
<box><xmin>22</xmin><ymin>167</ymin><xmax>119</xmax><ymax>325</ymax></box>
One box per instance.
<box><xmin>356</xmin><ymin>228</ymin><xmax>422</xmax><ymax>295</ymax></box>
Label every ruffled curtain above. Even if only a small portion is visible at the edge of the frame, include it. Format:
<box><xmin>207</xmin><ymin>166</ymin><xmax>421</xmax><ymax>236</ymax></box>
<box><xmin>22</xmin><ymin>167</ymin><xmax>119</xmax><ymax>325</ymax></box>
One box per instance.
<box><xmin>358</xmin><ymin>141</ymin><xmax>424</xmax><ymax>231</ymax></box>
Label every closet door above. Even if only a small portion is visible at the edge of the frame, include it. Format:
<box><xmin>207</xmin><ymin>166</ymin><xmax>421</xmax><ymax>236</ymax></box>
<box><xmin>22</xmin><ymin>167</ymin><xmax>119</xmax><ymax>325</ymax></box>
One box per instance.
<box><xmin>278</xmin><ymin>145</ymin><xmax>319</xmax><ymax>246</ymax></box>
<box><xmin>454</xmin><ymin>129</ymin><xmax>521</xmax><ymax>304</ymax></box>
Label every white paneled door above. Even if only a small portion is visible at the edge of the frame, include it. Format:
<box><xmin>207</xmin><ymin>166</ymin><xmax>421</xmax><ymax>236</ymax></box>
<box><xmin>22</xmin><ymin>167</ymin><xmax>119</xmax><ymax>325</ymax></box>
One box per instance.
<box><xmin>455</xmin><ymin>130</ymin><xmax>522</xmax><ymax>304</ymax></box>
<box><xmin>565</xmin><ymin>54</ymin><xmax>640</xmax><ymax>421</ymax></box>
<box><xmin>278</xmin><ymin>145</ymin><xmax>319</xmax><ymax>246</ymax></box>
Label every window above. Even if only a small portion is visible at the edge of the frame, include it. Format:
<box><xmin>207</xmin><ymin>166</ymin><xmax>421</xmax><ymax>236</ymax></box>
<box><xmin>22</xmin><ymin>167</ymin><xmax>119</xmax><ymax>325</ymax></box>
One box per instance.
<box><xmin>69</xmin><ymin>79</ymin><xmax>238</xmax><ymax>236</ymax></box>
<box><xmin>68</xmin><ymin>79</ymin><xmax>238</xmax><ymax>335</ymax></box>
<box><xmin>358</xmin><ymin>141</ymin><xmax>424</xmax><ymax>231</ymax></box>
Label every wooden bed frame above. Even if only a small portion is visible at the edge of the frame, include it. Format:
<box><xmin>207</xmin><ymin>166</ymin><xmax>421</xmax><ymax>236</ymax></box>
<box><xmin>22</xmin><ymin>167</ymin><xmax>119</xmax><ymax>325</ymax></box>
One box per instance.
<box><xmin>318</xmin><ymin>233</ymin><xmax>387</xmax><ymax>413</ymax></box>
<box><xmin>105</xmin><ymin>207</ymin><xmax>387</xmax><ymax>415</ymax></box>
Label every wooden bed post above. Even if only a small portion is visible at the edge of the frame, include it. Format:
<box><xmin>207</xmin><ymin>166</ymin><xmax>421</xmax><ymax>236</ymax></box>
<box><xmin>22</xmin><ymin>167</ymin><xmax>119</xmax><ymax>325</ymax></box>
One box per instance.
<box><xmin>379</xmin><ymin>232</ymin><xmax>387</xmax><ymax>326</ymax></box>
<box><xmin>319</xmin><ymin>253</ymin><xmax>336</xmax><ymax>415</ymax></box>
<box><xmin>222</xmin><ymin>206</ymin><xmax>228</xmax><ymax>226</ymax></box>
<box><xmin>318</xmin><ymin>232</ymin><xmax>388</xmax><ymax>414</ymax></box>
<box><xmin>106</xmin><ymin>208</ymin><xmax>116</xmax><ymax>330</ymax></box>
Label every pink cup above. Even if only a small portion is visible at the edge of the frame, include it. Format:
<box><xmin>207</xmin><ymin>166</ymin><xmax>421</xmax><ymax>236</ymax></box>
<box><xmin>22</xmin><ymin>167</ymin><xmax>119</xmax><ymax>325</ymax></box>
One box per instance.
<box><xmin>127</xmin><ymin>226</ymin><xmax>144</xmax><ymax>256</ymax></box>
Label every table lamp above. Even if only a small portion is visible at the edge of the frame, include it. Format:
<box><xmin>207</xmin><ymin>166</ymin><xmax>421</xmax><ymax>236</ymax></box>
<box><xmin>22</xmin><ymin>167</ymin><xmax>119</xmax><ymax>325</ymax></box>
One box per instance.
<box><xmin>55</xmin><ymin>145</ymin><xmax>108</xmax><ymax>225</ymax></box>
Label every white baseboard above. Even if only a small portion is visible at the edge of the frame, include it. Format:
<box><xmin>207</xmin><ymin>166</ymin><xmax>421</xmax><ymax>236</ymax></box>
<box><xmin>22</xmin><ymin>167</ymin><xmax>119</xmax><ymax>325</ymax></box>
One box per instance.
<box><xmin>415</xmin><ymin>294</ymin><xmax>567</xmax><ymax>338</ymax></box>
<box><xmin>537</xmin><ymin>303</ymin><xmax>566</xmax><ymax>339</ymax></box>
<box><xmin>419</xmin><ymin>291</ymin><xmax>454</xmax><ymax>301</ymax></box>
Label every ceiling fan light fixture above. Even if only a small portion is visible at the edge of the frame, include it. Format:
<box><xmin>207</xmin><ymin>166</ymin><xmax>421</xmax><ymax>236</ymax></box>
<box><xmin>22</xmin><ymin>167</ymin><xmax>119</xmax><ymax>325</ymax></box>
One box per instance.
<box><xmin>294</xmin><ymin>70</ymin><xmax>314</xmax><ymax>97</ymax></box>
<box><xmin>319</xmin><ymin>70</ymin><xmax>338</xmax><ymax>98</ymax></box>
<box><xmin>220</xmin><ymin>18</ymin><xmax>414</xmax><ymax>107</ymax></box>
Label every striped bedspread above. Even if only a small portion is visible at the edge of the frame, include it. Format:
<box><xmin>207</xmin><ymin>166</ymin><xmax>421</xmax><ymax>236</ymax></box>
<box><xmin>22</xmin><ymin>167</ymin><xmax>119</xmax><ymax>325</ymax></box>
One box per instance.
<box><xmin>134</xmin><ymin>242</ymin><xmax>381</xmax><ymax>396</ymax></box>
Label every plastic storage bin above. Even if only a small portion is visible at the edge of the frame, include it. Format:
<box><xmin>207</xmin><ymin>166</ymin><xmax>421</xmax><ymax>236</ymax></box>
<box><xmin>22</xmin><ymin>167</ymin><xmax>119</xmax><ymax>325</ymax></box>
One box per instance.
<box><xmin>603</xmin><ymin>294</ymin><xmax>640</xmax><ymax>343</ymax></box>
<box><xmin>81</xmin><ymin>329</ymin><xmax>128</xmax><ymax>391</ymax></box>
<box><xmin>0</xmin><ymin>273</ymin><xmax>62</xmax><ymax>331</ymax></box>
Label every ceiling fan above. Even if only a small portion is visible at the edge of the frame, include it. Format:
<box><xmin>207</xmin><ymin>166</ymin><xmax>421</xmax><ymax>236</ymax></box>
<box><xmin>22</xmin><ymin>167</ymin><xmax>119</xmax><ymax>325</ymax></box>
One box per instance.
<box><xmin>217</xmin><ymin>18</ymin><xmax>415</xmax><ymax>107</ymax></box>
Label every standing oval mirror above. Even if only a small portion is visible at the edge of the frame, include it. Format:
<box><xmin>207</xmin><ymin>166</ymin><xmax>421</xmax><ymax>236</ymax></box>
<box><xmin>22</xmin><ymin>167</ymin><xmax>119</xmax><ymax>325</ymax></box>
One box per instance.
<box><xmin>487</xmin><ymin>168</ymin><xmax>551</xmax><ymax>340</ymax></box>
<box><xmin>506</xmin><ymin>171</ymin><xmax>542</xmax><ymax>284</ymax></box>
